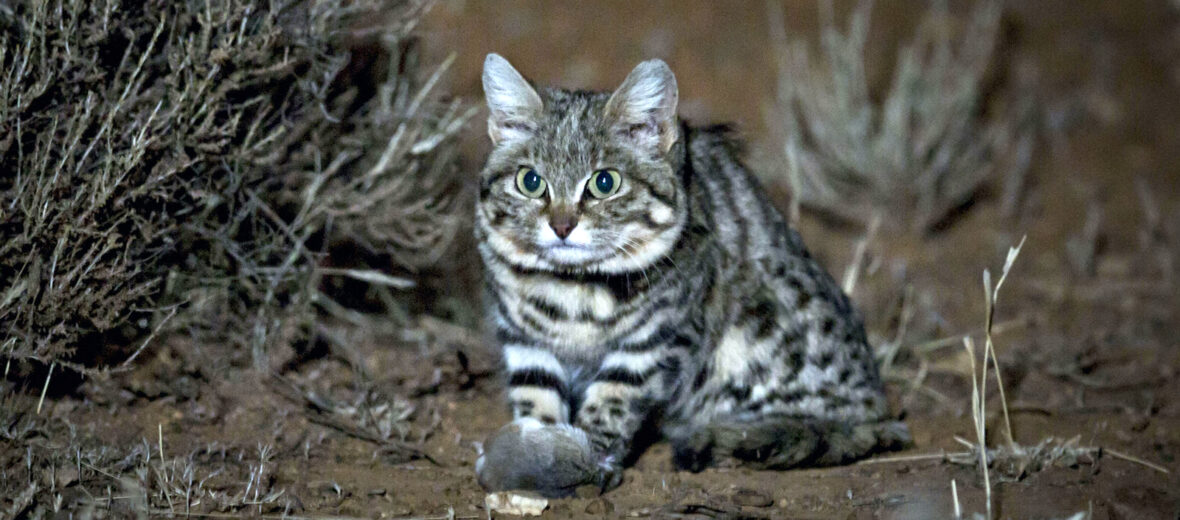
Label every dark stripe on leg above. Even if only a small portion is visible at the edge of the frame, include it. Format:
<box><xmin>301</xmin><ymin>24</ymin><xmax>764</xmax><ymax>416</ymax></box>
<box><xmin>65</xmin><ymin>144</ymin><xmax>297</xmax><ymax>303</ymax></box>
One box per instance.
<box><xmin>509</xmin><ymin>368</ymin><xmax>568</xmax><ymax>399</ymax></box>
<box><xmin>594</xmin><ymin>367</ymin><xmax>657</xmax><ymax>386</ymax></box>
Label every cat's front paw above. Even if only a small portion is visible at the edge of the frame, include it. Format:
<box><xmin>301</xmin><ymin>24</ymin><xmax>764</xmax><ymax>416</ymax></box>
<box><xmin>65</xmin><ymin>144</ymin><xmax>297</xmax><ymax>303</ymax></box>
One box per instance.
<box><xmin>575</xmin><ymin>396</ymin><xmax>638</xmax><ymax>453</ymax></box>
<box><xmin>576</xmin><ymin>400</ymin><xmax>627</xmax><ymax>433</ymax></box>
<box><xmin>476</xmin><ymin>418</ymin><xmax>623</xmax><ymax>498</ymax></box>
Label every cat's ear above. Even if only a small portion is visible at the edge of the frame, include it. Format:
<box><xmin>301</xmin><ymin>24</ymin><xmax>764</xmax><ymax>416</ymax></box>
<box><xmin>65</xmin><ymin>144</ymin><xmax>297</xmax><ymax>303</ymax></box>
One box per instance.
<box><xmin>605</xmin><ymin>60</ymin><xmax>679</xmax><ymax>154</ymax></box>
<box><xmin>482</xmin><ymin>54</ymin><xmax>543</xmax><ymax>145</ymax></box>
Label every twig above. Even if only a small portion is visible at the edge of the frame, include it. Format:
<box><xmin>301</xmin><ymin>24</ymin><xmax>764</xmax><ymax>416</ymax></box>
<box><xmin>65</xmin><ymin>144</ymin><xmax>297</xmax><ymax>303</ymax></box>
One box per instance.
<box><xmin>951</xmin><ymin>479</ymin><xmax>962</xmax><ymax>519</ymax></box>
<box><xmin>265</xmin><ymin>374</ymin><xmax>438</xmax><ymax>465</ymax></box>
<box><xmin>878</xmin><ymin>284</ymin><xmax>915</xmax><ymax>376</ymax></box>
<box><xmin>1105</xmin><ymin>448</ymin><xmax>1171</xmax><ymax>474</ymax></box>
<box><xmin>36</xmin><ymin>361</ymin><xmax>54</xmax><ymax>414</ymax></box>
<box><xmin>858</xmin><ymin>452</ymin><xmax>952</xmax><ymax>465</ymax></box>
<box><xmin>911</xmin><ymin>317</ymin><xmax>1030</xmax><ymax>354</ymax></box>
<box><xmin>116</xmin><ymin>304</ymin><xmax>180</xmax><ymax>371</ymax></box>
<box><xmin>417</xmin><ymin>316</ymin><xmax>486</xmax><ymax>351</ymax></box>
<box><xmin>964</xmin><ymin>336</ymin><xmax>992</xmax><ymax>520</ymax></box>
<box><xmin>986</xmin><ymin>236</ymin><xmax>1025</xmax><ymax>447</ymax></box>
<box><xmin>316</xmin><ymin>268</ymin><xmax>415</xmax><ymax>289</ymax></box>
<box><xmin>856</xmin><ymin>445</ymin><xmax>1171</xmax><ymax>475</ymax></box>
<box><xmin>842</xmin><ymin>214</ymin><xmax>881</xmax><ymax>294</ymax></box>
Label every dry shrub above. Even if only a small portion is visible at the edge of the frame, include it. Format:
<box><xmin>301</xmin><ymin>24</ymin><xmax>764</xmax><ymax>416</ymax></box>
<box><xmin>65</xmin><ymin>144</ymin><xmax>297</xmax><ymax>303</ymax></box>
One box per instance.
<box><xmin>0</xmin><ymin>0</ymin><xmax>470</xmax><ymax>375</ymax></box>
<box><xmin>0</xmin><ymin>395</ymin><xmax>300</xmax><ymax>516</ymax></box>
<box><xmin>767</xmin><ymin>0</ymin><xmax>1035</xmax><ymax>231</ymax></box>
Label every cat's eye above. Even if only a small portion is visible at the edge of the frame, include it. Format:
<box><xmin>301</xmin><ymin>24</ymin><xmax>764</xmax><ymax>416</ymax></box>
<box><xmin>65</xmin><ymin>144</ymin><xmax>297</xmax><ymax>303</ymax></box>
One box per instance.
<box><xmin>515</xmin><ymin>167</ymin><xmax>547</xmax><ymax>198</ymax></box>
<box><xmin>587</xmin><ymin>169</ymin><xmax>621</xmax><ymax>199</ymax></box>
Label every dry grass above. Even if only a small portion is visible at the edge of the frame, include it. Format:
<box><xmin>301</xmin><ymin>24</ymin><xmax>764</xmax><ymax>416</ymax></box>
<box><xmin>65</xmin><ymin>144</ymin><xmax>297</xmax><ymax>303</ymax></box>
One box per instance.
<box><xmin>0</xmin><ymin>0</ymin><xmax>471</xmax><ymax>375</ymax></box>
<box><xmin>0</xmin><ymin>1</ymin><xmax>470</xmax><ymax>511</ymax></box>
<box><xmin>766</xmin><ymin>0</ymin><xmax>1035</xmax><ymax>231</ymax></box>
<box><xmin>862</xmin><ymin>237</ymin><xmax>1169</xmax><ymax>519</ymax></box>
<box><xmin>0</xmin><ymin>396</ymin><xmax>296</xmax><ymax>517</ymax></box>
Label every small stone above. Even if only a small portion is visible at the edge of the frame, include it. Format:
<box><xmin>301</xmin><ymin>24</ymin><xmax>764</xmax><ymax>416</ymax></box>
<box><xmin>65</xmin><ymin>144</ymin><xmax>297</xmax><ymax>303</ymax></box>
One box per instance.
<box><xmin>387</xmin><ymin>503</ymin><xmax>412</xmax><ymax>516</ymax></box>
<box><xmin>1130</xmin><ymin>416</ymin><xmax>1150</xmax><ymax>432</ymax></box>
<box><xmin>485</xmin><ymin>491</ymin><xmax>548</xmax><ymax>516</ymax></box>
<box><xmin>551</xmin><ymin>501</ymin><xmax>573</xmax><ymax>515</ymax></box>
<box><xmin>575</xmin><ymin>484</ymin><xmax>602</xmax><ymax>498</ymax></box>
<box><xmin>55</xmin><ymin>466</ymin><xmax>79</xmax><ymax>488</ymax></box>
<box><xmin>731</xmin><ymin>488</ymin><xmax>773</xmax><ymax>508</ymax></box>
<box><xmin>309</xmin><ymin>480</ymin><xmax>348</xmax><ymax>498</ymax></box>
<box><xmin>585</xmin><ymin>497</ymin><xmax>615</xmax><ymax>515</ymax></box>
<box><xmin>337</xmin><ymin>502</ymin><xmax>364</xmax><ymax>517</ymax></box>
<box><xmin>283</xmin><ymin>495</ymin><xmax>305</xmax><ymax>513</ymax></box>
<box><xmin>367</xmin><ymin>488</ymin><xmax>386</xmax><ymax>496</ymax></box>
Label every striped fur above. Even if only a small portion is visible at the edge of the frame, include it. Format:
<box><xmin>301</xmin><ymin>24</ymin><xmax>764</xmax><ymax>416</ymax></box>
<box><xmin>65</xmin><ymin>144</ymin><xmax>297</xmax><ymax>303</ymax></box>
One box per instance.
<box><xmin>476</xmin><ymin>55</ymin><xmax>908</xmax><ymax>490</ymax></box>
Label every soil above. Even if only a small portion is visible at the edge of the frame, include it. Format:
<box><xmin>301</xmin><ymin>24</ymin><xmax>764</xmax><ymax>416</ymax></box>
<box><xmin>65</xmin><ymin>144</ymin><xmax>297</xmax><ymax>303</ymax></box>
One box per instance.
<box><xmin>6</xmin><ymin>1</ymin><xmax>1180</xmax><ymax>519</ymax></box>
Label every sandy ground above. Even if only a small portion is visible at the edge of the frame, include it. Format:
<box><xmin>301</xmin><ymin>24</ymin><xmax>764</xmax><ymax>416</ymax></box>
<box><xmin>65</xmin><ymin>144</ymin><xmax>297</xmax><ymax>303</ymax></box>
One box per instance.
<box><xmin>47</xmin><ymin>326</ymin><xmax>1180</xmax><ymax>518</ymax></box>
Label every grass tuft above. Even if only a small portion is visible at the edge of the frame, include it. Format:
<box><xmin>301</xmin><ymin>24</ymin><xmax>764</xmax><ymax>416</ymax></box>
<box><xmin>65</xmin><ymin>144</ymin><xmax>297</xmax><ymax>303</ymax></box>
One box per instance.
<box><xmin>766</xmin><ymin>0</ymin><xmax>1035</xmax><ymax>231</ymax></box>
<box><xmin>863</xmin><ymin>237</ymin><xmax>1169</xmax><ymax>518</ymax></box>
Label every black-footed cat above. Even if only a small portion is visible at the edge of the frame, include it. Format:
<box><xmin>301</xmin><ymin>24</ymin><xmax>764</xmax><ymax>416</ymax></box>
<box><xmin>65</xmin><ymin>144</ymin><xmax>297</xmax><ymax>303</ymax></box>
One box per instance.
<box><xmin>474</xmin><ymin>54</ymin><xmax>909</xmax><ymax>497</ymax></box>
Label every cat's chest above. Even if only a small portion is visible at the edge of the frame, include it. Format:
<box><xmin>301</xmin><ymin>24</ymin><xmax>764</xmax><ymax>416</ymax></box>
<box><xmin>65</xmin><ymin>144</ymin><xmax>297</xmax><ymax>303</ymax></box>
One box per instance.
<box><xmin>494</xmin><ymin>272</ymin><xmax>642</xmax><ymax>356</ymax></box>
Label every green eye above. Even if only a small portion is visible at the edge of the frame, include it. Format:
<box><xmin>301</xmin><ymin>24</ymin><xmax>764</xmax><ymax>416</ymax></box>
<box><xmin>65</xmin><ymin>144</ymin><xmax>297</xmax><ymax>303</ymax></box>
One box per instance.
<box><xmin>587</xmin><ymin>169</ymin><xmax>621</xmax><ymax>199</ymax></box>
<box><xmin>515</xmin><ymin>167</ymin><xmax>547</xmax><ymax>198</ymax></box>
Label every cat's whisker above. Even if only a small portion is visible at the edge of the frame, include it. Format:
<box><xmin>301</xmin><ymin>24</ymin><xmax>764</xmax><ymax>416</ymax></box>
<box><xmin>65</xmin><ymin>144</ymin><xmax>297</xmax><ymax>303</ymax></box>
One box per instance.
<box><xmin>611</xmin><ymin>235</ymin><xmax>657</xmax><ymax>289</ymax></box>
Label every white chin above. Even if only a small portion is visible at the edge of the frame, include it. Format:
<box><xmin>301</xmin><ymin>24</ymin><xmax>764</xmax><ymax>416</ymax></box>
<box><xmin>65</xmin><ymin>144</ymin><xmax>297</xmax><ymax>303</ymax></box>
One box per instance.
<box><xmin>545</xmin><ymin>245</ymin><xmax>599</xmax><ymax>265</ymax></box>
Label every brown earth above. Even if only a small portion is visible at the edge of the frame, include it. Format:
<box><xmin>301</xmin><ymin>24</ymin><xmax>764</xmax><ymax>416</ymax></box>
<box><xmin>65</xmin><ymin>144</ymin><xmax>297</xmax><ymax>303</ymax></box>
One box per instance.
<box><xmin>7</xmin><ymin>0</ymin><xmax>1180</xmax><ymax>519</ymax></box>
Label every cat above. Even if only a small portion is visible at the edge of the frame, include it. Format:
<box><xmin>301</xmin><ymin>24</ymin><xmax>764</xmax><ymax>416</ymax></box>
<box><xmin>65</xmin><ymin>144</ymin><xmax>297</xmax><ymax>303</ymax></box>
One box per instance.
<box><xmin>474</xmin><ymin>53</ymin><xmax>909</xmax><ymax>496</ymax></box>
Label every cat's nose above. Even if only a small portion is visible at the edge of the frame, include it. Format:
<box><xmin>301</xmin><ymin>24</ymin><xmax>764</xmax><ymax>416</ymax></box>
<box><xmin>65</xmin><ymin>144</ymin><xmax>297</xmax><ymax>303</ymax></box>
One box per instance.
<box><xmin>549</xmin><ymin>215</ymin><xmax>578</xmax><ymax>240</ymax></box>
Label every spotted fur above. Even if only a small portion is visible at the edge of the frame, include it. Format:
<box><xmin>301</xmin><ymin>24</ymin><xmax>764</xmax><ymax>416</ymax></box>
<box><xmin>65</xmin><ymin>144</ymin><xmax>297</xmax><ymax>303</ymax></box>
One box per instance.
<box><xmin>476</xmin><ymin>54</ymin><xmax>908</xmax><ymax>489</ymax></box>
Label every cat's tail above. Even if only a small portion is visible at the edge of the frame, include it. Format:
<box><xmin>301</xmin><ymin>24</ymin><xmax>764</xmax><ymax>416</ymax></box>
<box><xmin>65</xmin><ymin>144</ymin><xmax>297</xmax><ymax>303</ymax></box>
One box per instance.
<box><xmin>667</xmin><ymin>415</ymin><xmax>912</xmax><ymax>471</ymax></box>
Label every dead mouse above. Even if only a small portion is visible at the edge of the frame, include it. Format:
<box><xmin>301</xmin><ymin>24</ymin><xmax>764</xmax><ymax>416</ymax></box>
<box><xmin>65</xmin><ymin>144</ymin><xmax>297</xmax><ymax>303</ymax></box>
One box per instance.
<box><xmin>475</xmin><ymin>418</ymin><xmax>623</xmax><ymax>498</ymax></box>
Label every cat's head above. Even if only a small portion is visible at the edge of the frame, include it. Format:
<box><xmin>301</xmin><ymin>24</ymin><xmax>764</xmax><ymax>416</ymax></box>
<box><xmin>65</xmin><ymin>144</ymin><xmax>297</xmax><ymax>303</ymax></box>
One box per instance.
<box><xmin>477</xmin><ymin>54</ymin><xmax>685</xmax><ymax>274</ymax></box>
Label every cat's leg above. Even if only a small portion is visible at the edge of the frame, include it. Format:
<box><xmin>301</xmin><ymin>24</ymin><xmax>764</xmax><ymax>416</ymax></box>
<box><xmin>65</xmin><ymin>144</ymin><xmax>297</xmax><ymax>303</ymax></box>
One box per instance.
<box><xmin>503</xmin><ymin>344</ymin><xmax>570</xmax><ymax>424</ymax></box>
<box><xmin>481</xmin><ymin>345</ymin><xmax>685</xmax><ymax>495</ymax></box>
<box><xmin>575</xmin><ymin>347</ymin><xmax>682</xmax><ymax>464</ymax></box>
<box><xmin>478</xmin><ymin>345</ymin><xmax>624</xmax><ymax>497</ymax></box>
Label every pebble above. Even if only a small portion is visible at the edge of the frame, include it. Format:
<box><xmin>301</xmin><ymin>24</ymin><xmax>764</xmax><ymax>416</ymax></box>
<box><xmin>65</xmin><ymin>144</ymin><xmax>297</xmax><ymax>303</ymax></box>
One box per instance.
<box><xmin>731</xmin><ymin>488</ymin><xmax>773</xmax><ymax>508</ymax></box>
<box><xmin>585</xmin><ymin>497</ymin><xmax>615</xmax><ymax>514</ymax></box>
<box><xmin>575</xmin><ymin>484</ymin><xmax>603</xmax><ymax>498</ymax></box>
<box><xmin>309</xmin><ymin>480</ymin><xmax>346</xmax><ymax>496</ymax></box>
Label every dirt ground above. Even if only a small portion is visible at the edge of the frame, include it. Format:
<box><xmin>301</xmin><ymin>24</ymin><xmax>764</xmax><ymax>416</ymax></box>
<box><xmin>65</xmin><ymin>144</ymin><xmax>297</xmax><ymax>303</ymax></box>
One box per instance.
<box><xmin>5</xmin><ymin>1</ymin><xmax>1180</xmax><ymax>518</ymax></box>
